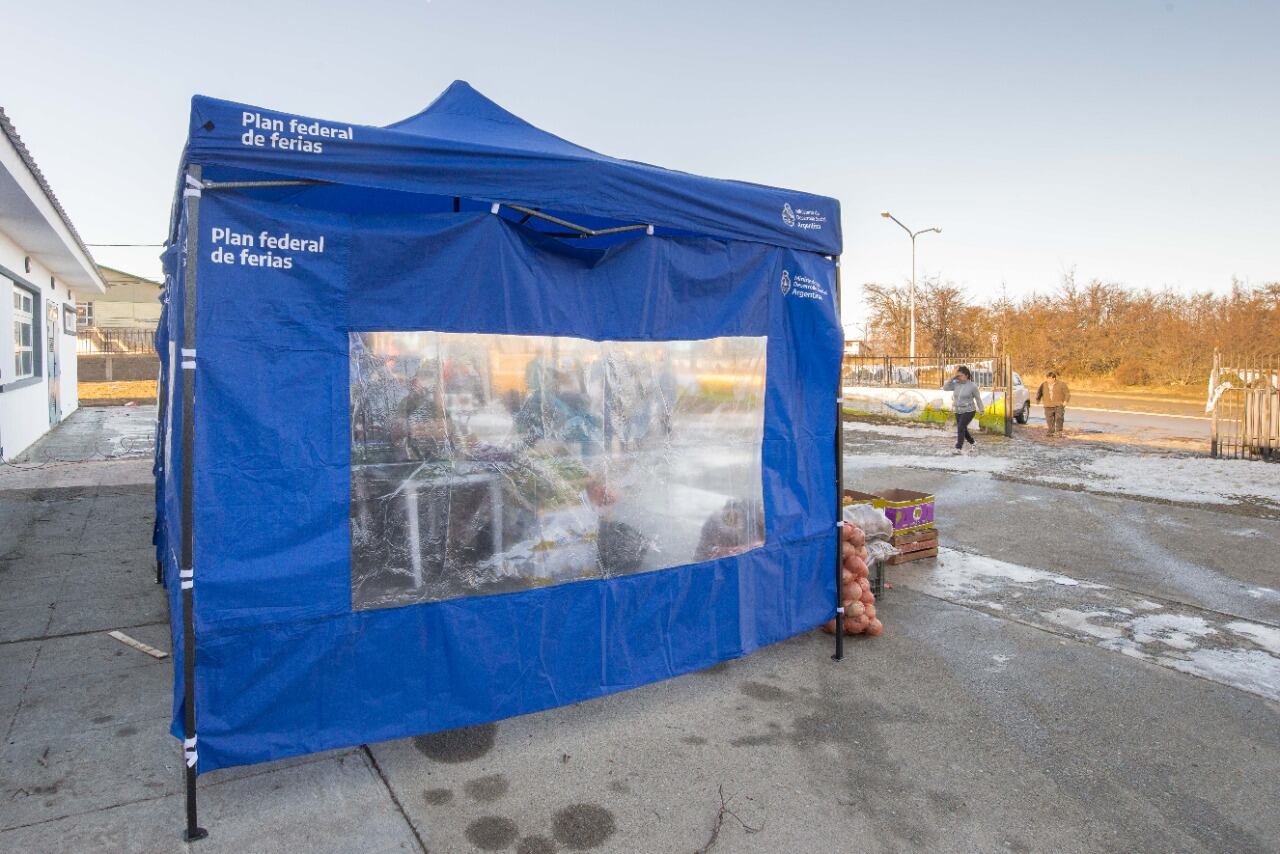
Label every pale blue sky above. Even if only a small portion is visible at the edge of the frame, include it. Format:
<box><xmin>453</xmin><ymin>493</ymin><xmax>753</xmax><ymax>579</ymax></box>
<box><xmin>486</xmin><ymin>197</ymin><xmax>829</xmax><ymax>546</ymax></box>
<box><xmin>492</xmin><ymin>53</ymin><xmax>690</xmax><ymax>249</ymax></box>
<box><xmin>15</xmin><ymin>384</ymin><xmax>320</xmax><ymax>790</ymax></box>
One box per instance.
<box><xmin>3</xmin><ymin>0</ymin><xmax>1277</xmax><ymax>329</ymax></box>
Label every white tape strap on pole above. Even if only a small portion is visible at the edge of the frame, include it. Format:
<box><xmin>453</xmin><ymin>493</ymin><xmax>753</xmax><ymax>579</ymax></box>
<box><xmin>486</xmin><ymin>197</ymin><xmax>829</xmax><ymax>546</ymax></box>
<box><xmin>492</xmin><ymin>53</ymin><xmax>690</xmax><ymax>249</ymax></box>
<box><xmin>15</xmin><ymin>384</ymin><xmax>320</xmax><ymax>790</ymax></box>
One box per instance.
<box><xmin>183</xmin><ymin>175</ymin><xmax>204</xmax><ymax>199</ymax></box>
<box><xmin>181</xmin><ymin>347</ymin><xmax>196</xmax><ymax>371</ymax></box>
<box><xmin>184</xmin><ymin>736</ymin><xmax>198</xmax><ymax>767</ymax></box>
<box><xmin>180</xmin><ymin>568</ymin><xmax>194</xmax><ymax>590</ymax></box>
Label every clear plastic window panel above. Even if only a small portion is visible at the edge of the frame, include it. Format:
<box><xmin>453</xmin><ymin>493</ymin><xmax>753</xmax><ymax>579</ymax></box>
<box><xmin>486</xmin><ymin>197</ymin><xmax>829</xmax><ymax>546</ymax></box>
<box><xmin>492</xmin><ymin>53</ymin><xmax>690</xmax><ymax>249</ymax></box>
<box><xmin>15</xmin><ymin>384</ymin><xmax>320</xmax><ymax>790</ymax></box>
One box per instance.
<box><xmin>349</xmin><ymin>331</ymin><xmax>767</xmax><ymax>609</ymax></box>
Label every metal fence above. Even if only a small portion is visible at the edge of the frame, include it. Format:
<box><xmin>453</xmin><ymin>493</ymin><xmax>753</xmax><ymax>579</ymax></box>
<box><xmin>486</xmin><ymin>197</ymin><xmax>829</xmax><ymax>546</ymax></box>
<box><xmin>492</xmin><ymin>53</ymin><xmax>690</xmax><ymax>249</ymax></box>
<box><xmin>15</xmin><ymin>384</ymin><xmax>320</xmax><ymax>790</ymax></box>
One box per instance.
<box><xmin>843</xmin><ymin>353</ymin><xmax>1004</xmax><ymax>390</ymax></box>
<box><xmin>77</xmin><ymin>326</ymin><xmax>157</xmax><ymax>355</ymax></box>
<box><xmin>1209</xmin><ymin>350</ymin><xmax>1279</xmax><ymax>461</ymax></box>
<box><xmin>843</xmin><ymin>352</ymin><xmax>1015</xmax><ymax>437</ymax></box>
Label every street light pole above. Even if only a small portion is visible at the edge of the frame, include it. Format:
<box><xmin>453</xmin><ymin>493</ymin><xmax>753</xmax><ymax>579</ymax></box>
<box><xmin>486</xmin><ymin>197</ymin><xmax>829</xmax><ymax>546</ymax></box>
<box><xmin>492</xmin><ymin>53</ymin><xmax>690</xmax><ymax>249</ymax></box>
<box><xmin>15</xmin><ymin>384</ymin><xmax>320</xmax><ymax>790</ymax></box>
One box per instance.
<box><xmin>880</xmin><ymin>211</ymin><xmax>941</xmax><ymax>359</ymax></box>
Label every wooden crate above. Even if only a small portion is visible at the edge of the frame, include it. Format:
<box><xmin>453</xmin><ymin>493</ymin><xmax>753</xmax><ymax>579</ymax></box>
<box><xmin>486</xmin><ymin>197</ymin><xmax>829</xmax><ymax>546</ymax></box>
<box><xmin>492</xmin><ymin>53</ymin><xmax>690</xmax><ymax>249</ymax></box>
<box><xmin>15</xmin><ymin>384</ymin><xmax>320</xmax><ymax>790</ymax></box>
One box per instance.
<box><xmin>891</xmin><ymin>527</ymin><xmax>938</xmax><ymax>546</ymax></box>
<box><xmin>887</xmin><ymin>547</ymin><xmax>939</xmax><ymax>566</ymax></box>
<box><xmin>895</xmin><ymin>537</ymin><xmax>938</xmax><ymax>555</ymax></box>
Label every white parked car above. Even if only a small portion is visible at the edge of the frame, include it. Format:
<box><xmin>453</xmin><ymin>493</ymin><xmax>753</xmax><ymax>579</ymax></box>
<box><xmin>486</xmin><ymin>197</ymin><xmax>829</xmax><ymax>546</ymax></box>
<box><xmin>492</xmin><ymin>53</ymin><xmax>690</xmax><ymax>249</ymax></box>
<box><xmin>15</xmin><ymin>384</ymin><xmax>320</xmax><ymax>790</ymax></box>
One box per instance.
<box><xmin>1010</xmin><ymin>371</ymin><xmax>1032</xmax><ymax>424</ymax></box>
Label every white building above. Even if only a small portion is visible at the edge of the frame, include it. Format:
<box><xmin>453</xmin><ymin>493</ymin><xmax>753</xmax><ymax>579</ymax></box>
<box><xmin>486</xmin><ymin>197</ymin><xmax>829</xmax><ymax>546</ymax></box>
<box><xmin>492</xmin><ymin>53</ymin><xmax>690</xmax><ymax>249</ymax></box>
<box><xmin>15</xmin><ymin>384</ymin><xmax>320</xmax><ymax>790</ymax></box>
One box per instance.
<box><xmin>0</xmin><ymin>106</ymin><xmax>106</xmax><ymax>460</ymax></box>
<box><xmin>81</xmin><ymin>265</ymin><xmax>162</xmax><ymax>330</ymax></box>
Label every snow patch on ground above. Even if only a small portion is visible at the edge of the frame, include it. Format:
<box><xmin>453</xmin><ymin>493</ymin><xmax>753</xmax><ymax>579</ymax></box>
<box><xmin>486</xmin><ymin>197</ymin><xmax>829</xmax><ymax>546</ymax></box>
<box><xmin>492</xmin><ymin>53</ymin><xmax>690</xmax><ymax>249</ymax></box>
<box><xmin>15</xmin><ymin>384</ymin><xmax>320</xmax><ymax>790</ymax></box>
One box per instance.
<box><xmin>1165</xmin><ymin>649</ymin><xmax>1280</xmax><ymax>701</ymax></box>
<box><xmin>844</xmin><ymin>418</ymin><xmax>1280</xmax><ymax>511</ymax></box>
<box><xmin>1043</xmin><ymin>455</ymin><xmax>1280</xmax><ymax>506</ymax></box>
<box><xmin>898</xmin><ymin>548</ymin><xmax>1280</xmax><ymax>701</ymax></box>
<box><xmin>846</xmin><ymin>452</ymin><xmax>1017</xmax><ymax>476</ymax></box>
<box><xmin>1042</xmin><ymin>608</ymin><xmax>1125</xmax><ymax>640</ymax></box>
<box><xmin>1129</xmin><ymin>613</ymin><xmax>1217</xmax><ymax>651</ymax></box>
<box><xmin>925</xmin><ymin>549</ymin><xmax>1103</xmax><ymax>599</ymax></box>
<box><xmin>844</xmin><ymin>421</ymin><xmax>949</xmax><ymax>440</ymax></box>
<box><xmin>1225</xmin><ymin>621</ymin><xmax>1280</xmax><ymax>655</ymax></box>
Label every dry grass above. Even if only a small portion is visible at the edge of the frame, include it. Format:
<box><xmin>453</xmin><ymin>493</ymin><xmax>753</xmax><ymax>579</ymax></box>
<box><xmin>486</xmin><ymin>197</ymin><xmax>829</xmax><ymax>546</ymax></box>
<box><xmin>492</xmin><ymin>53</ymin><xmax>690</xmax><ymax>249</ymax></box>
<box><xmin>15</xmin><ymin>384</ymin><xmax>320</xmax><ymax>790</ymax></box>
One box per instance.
<box><xmin>1067</xmin><ymin>379</ymin><xmax>1205</xmax><ymax>401</ymax></box>
<box><xmin>79</xmin><ymin>380</ymin><xmax>157</xmax><ymax>402</ymax></box>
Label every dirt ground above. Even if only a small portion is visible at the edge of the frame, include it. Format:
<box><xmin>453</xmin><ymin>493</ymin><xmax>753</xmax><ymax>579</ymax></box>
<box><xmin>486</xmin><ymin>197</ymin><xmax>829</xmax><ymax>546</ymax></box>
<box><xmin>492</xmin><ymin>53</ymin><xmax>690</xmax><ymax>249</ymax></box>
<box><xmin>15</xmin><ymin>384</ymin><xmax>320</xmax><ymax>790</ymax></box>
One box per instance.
<box><xmin>77</xmin><ymin>381</ymin><xmax>158</xmax><ymax>406</ymax></box>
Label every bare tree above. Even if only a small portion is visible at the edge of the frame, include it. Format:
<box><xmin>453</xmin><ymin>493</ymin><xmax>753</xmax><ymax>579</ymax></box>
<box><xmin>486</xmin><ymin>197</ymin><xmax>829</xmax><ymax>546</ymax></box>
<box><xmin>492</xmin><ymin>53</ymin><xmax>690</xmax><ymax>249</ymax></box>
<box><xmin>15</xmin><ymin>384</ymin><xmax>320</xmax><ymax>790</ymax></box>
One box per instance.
<box><xmin>862</xmin><ymin>282</ymin><xmax>911</xmax><ymax>353</ymax></box>
<box><xmin>859</xmin><ymin>271</ymin><xmax>1279</xmax><ymax>387</ymax></box>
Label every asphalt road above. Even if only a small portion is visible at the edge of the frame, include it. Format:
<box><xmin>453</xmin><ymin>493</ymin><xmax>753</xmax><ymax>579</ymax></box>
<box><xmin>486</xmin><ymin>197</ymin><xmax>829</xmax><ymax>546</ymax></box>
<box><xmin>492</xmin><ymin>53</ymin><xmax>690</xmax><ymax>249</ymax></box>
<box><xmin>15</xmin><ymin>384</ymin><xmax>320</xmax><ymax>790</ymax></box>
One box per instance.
<box><xmin>3</xmin><ymin>407</ymin><xmax>1277</xmax><ymax>853</ymax></box>
<box><xmin>1025</xmin><ymin>402</ymin><xmax>1210</xmax><ymax>443</ymax></box>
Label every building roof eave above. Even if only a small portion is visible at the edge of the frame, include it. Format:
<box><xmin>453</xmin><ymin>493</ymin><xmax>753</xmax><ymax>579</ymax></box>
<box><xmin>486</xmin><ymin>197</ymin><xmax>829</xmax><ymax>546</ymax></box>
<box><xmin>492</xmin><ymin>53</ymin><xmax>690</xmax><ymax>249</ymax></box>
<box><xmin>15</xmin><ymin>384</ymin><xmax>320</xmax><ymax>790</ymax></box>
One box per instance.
<box><xmin>0</xmin><ymin>106</ymin><xmax>106</xmax><ymax>293</ymax></box>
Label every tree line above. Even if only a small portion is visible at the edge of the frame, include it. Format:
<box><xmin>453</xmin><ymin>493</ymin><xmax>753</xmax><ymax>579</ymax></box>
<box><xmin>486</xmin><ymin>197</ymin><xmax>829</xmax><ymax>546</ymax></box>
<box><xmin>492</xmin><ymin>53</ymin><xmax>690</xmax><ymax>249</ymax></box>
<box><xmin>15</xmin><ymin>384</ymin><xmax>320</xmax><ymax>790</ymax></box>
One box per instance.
<box><xmin>859</xmin><ymin>275</ymin><xmax>1280</xmax><ymax>386</ymax></box>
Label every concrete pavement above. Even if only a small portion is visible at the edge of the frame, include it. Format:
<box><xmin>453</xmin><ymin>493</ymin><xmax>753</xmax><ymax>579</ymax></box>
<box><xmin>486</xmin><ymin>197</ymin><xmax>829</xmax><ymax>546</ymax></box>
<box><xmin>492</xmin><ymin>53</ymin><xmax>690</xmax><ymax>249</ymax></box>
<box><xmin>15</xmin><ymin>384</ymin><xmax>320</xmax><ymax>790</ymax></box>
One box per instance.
<box><xmin>1</xmin><ymin>406</ymin><xmax>1277</xmax><ymax>853</ymax></box>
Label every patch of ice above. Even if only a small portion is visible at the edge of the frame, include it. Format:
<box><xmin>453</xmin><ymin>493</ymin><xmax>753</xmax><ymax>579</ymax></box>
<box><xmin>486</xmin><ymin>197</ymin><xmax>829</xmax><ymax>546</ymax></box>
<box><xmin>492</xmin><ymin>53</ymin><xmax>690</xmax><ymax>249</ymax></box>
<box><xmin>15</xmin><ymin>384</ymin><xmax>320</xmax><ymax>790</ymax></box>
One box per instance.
<box><xmin>844</xmin><ymin>453</ymin><xmax>1016</xmax><ymax>476</ymax></box>
<box><xmin>1225</xmin><ymin>621</ymin><xmax>1280</xmax><ymax>655</ymax></box>
<box><xmin>1129</xmin><ymin>613</ymin><xmax>1217</xmax><ymax>651</ymax></box>
<box><xmin>844</xmin><ymin>421</ymin><xmax>948</xmax><ymax>440</ymax></box>
<box><xmin>1043</xmin><ymin>454</ymin><xmax>1280</xmax><ymax>506</ymax></box>
<box><xmin>1042</xmin><ymin>608</ymin><xmax>1124</xmax><ymax>640</ymax></box>
<box><xmin>1161</xmin><ymin>648</ymin><xmax>1280</xmax><ymax>701</ymax></box>
<box><xmin>1099</xmin><ymin>637</ymin><xmax>1151</xmax><ymax>660</ymax></box>
<box><xmin>902</xmin><ymin>546</ymin><xmax>1280</xmax><ymax>701</ymax></box>
<box><xmin>920</xmin><ymin>549</ymin><xmax>1099</xmax><ymax>599</ymax></box>
<box><xmin>1246</xmin><ymin>587</ymin><xmax>1278</xmax><ymax>600</ymax></box>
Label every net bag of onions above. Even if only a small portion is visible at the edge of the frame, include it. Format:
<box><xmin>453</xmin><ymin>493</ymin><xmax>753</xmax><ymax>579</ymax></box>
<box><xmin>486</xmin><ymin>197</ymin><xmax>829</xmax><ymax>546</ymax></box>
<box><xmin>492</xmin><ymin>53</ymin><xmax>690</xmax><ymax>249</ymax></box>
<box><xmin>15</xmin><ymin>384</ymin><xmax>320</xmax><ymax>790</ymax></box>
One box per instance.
<box><xmin>820</xmin><ymin>519</ymin><xmax>884</xmax><ymax>637</ymax></box>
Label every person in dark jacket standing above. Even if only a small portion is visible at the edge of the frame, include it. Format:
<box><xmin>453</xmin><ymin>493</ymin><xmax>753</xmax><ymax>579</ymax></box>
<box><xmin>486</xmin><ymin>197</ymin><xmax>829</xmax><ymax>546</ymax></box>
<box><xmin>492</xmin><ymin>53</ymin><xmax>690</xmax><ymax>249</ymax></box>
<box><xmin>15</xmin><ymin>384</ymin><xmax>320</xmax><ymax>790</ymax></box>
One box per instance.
<box><xmin>1036</xmin><ymin>371</ymin><xmax>1071</xmax><ymax>437</ymax></box>
<box><xmin>943</xmin><ymin>366</ymin><xmax>984</xmax><ymax>454</ymax></box>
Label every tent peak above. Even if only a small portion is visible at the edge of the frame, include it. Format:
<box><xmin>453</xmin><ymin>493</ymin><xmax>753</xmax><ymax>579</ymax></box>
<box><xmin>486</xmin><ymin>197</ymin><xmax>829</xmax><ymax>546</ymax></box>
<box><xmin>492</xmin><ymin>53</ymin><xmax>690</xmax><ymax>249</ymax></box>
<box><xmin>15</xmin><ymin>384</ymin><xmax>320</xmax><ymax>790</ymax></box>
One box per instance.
<box><xmin>387</xmin><ymin>80</ymin><xmax>536</xmax><ymax>132</ymax></box>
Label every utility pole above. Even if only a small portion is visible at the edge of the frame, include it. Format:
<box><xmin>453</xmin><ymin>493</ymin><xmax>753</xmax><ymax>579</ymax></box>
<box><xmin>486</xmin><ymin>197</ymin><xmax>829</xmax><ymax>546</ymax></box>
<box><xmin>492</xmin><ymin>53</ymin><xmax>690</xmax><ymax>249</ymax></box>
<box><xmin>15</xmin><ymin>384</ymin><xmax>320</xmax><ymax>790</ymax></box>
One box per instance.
<box><xmin>880</xmin><ymin>211</ymin><xmax>942</xmax><ymax>359</ymax></box>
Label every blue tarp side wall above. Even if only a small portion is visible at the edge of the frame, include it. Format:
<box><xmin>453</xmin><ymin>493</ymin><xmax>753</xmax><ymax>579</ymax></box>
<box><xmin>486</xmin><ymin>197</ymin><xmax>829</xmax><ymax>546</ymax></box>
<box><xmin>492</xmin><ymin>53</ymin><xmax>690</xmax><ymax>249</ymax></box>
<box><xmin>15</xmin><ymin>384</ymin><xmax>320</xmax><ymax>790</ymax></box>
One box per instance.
<box><xmin>164</xmin><ymin>192</ymin><xmax>841</xmax><ymax>772</ymax></box>
<box><xmin>152</xmin><ymin>251</ymin><xmax>170</xmax><ymax>557</ymax></box>
<box><xmin>183</xmin><ymin>82</ymin><xmax>841</xmax><ymax>256</ymax></box>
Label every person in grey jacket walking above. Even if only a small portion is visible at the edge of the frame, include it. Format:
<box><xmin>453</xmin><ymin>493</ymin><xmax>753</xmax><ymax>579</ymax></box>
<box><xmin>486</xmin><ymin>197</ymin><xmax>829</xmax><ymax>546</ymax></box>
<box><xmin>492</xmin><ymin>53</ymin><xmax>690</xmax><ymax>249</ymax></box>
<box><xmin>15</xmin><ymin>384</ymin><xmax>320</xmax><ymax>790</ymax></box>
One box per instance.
<box><xmin>943</xmin><ymin>366</ymin><xmax>984</xmax><ymax>454</ymax></box>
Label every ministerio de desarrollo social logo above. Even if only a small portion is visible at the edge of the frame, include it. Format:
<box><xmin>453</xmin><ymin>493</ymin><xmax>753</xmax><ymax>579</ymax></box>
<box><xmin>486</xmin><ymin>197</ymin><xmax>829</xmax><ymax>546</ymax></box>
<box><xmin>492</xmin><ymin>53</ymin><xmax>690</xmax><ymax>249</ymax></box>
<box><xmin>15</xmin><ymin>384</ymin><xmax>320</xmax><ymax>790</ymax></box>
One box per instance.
<box><xmin>781</xmin><ymin>203</ymin><xmax>796</xmax><ymax>227</ymax></box>
<box><xmin>780</xmin><ymin>269</ymin><xmax>792</xmax><ymax>295</ymax></box>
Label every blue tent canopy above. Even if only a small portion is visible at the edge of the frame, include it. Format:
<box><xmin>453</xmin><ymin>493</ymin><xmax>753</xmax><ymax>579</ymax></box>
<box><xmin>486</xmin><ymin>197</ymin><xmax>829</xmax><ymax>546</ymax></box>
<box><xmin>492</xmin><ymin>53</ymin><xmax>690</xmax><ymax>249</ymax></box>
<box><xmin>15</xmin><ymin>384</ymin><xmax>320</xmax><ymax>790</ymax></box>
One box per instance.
<box><xmin>181</xmin><ymin>80</ymin><xmax>840</xmax><ymax>254</ymax></box>
<box><xmin>157</xmin><ymin>82</ymin><xmax>843</xmax><ymax>790</ymax></box>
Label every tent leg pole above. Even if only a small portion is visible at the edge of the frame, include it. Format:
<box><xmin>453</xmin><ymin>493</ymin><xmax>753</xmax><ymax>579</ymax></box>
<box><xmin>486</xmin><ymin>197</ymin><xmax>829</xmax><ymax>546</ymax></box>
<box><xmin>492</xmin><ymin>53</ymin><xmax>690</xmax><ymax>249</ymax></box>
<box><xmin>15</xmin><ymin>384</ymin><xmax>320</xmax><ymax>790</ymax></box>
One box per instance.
<box><xmin>179</xmin><ymin>164</ymin><xmax>208</xmax><ymax>843</ymax></box>
<box><xmin>832</xmin><ymin>255</ymin><xmax>844</xmax><ymax>662</ymax></box>
<box><xmin>182</xmin><ymin>581</ymin><xmax>206</xmax><ymax>841</ymax></box>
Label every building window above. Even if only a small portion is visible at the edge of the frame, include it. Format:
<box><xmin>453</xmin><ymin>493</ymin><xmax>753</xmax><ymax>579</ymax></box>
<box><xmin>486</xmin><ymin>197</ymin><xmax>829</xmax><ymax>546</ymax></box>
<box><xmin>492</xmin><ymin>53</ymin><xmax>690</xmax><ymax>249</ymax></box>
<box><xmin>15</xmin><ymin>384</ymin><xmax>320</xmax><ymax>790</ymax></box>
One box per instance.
<box><xmin>13</xmin><ymin>286</ymin><xmax>35</xmax><ymax>379</ymax></box>
<box><xmin>76</xmin><ymin>301</ymin><xmax>94</xmax><ymax>328</ymax></box>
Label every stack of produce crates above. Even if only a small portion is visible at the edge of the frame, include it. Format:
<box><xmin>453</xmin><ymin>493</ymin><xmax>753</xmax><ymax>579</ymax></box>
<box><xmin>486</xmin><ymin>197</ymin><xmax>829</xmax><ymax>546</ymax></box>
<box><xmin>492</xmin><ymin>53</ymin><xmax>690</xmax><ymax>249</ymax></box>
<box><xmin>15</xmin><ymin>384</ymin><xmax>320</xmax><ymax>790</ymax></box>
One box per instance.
<box><xmin>874</xmin><ymin>488</ymin><xmax>939</xmax><ymax>566</ymax></box>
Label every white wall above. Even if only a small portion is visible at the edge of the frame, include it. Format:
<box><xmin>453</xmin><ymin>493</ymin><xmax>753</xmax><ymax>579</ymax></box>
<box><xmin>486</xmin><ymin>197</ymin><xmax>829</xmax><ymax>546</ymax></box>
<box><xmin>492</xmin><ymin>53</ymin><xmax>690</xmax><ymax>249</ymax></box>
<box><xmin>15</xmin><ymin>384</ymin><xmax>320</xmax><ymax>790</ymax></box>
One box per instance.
<box><xmin>0</xmin><ymin>226</ymin><xmax>80</xmax><ymax>460</ymax></box>
<box><xmin>93</xmin><ymin>300</ymin><xmax>161</xmax><ymax>328</ymax></box>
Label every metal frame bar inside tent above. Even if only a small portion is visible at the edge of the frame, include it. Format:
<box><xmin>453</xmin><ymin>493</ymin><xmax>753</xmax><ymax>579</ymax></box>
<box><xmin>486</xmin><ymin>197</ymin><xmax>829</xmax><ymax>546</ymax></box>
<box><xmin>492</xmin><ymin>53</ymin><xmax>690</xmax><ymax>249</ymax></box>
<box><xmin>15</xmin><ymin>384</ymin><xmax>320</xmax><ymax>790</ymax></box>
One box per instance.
<box><xmin>195</xmin><ymin>179</ymin><xmax>655</xmax><ymax>238</ymax></box>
